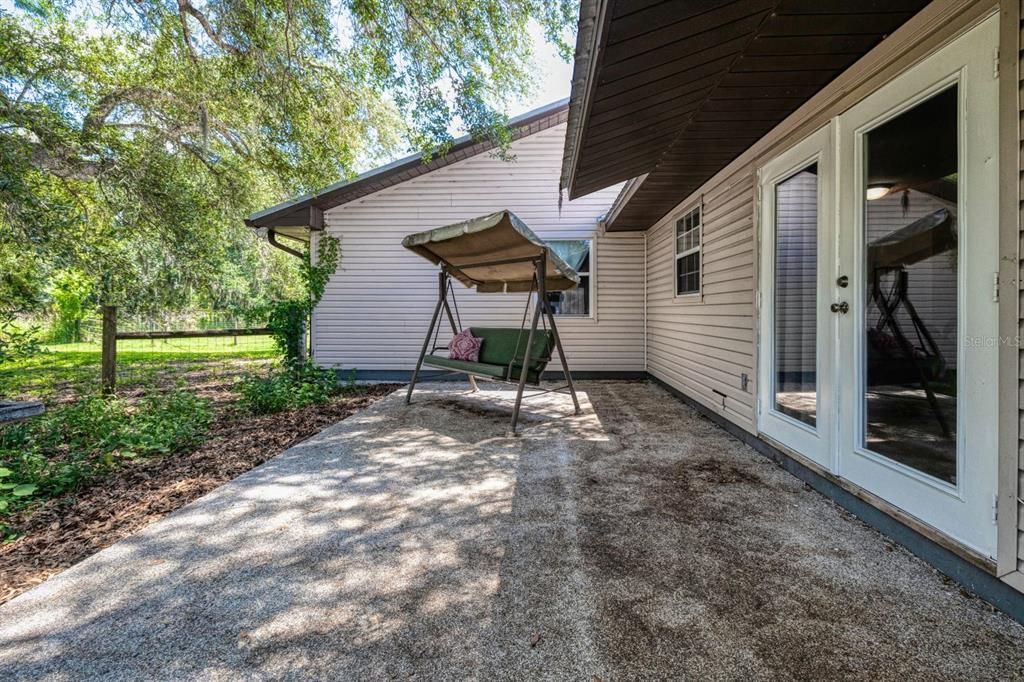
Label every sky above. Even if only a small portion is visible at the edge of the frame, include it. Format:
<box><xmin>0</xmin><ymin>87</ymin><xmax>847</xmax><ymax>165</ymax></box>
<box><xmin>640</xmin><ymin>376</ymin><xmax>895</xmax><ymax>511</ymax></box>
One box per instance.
<box><xmin>512</xmin><ymin>20</ymin><xmax>574</xmax><ymax>116</ymax></box>
<box><xmin>0</xmin><ymin>1</ymin><xmax>575</xmax><ymax>165</ymax></box>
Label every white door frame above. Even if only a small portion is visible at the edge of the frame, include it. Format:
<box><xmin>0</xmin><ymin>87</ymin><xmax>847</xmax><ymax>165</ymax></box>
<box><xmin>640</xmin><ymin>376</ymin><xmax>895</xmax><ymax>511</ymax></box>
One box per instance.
<box><xmin>757</xmin><ymin>124</ymin><xmax>837</xmax><ymax>471</ymax></box>
<box><xmin>835</xmin><ymin>13</ymin><xmax>1000</xmax><ymax>557</ymax></box>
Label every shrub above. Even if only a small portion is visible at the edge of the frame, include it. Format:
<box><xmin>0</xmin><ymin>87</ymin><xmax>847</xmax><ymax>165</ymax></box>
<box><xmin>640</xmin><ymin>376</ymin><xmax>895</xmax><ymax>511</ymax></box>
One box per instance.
<box><xmin>0</xmin><ymin>313</ymin><xmax>43</xmax><ymax>363</ymax></box>
<box><xmin>236</xmin><ymin>362</ymin><xmax>344</xmax><ymax>415</ymax></box>
<box><xmin>266</xmin><ymin>234</ymin><xmax>340</xmax><ymax>364</ymax></box>
<box><xmin>0</xmin><ymin>391</ymin><xmax>211</xmax><ymax>519</ymax></box>
<box><xmin>48</xmin><ymin>270</ymin><xmax>94</xmax><ymax>343</ymax></box>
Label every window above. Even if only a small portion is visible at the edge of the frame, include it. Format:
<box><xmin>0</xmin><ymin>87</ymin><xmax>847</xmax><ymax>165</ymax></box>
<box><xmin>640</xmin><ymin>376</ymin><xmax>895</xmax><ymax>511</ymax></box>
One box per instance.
<box><xmin>546</xmin><ymin>239</ymin><xmax>591</xmax><ymax>316</ymax></box>
<box><xmin>675</xmin><ymin>206</ymin><xmax>701</xmax><ymax>296</ymax></box>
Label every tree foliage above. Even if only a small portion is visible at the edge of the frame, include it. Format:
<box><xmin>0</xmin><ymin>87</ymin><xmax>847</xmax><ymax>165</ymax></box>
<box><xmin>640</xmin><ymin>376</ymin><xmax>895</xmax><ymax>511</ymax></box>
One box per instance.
<box><xmin>1</xmin><ymin>0</ymin><xmax>575</xmax><ymax>315</ymax></box>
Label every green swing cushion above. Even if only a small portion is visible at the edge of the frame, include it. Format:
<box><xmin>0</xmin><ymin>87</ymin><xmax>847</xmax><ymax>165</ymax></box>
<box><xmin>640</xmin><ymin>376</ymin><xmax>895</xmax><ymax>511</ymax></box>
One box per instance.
<box><xmin>422</xmin><ymin>327</ymin><xmax>554</xmax><ymax>384</ymax></box>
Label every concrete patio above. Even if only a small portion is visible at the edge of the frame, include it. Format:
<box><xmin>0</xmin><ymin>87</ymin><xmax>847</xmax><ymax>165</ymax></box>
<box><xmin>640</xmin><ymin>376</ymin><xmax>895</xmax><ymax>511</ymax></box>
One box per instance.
<box><xmin>1</xmin><ymin>381</ymin><xmax>1022</xmax><ymax>680</ymax></box>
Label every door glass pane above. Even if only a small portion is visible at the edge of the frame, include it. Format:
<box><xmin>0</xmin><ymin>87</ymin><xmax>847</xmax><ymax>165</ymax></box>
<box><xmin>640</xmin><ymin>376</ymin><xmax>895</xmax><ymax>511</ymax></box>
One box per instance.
<box><xmin>862</xmin><ymin>85</ymin><xmax>958</xmax><ymax>484</ymax></box>
<box><xmin>774</xmin><ymin>163</ymin><xmax>818</xmax><ymax>426</ymax></box>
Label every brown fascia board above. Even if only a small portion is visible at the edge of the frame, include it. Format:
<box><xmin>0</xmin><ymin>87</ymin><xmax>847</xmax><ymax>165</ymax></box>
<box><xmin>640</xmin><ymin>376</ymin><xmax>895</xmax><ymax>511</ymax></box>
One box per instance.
<box><xmin>246</xmin><ymin>99</ymin><xmax>570</xmax><ymax>229</ymax></box>
<box><xmin>560</xmin><ymin>0</ymin><xmax>610</xmax><ymax>200</ymax></box>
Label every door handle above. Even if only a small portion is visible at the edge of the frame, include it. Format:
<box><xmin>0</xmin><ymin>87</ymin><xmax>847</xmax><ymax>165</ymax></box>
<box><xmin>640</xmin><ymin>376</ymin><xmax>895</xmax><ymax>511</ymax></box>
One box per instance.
<box><xmin>830</xmin><ymin>301</ymin><xmax>849</xmax><ymax>314</ymax></box>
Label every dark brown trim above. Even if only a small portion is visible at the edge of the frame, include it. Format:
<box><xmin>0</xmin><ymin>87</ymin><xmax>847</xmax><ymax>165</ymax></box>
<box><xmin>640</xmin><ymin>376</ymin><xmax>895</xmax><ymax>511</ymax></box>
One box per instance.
<box><xmin>561</xmin><ymin>0</ymin><xmax>931</xmax><ymax>225</ymax></box>
<box><xmin>268</xmin><ymin>230</ymin><xmax>304</xmax><ymax>259</ymax></box>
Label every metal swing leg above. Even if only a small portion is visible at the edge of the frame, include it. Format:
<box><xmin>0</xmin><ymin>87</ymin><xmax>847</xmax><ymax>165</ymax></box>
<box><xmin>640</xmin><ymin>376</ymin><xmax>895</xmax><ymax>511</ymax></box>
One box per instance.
<box><xmin>509</xmin><ymin>287</ymin><xmax>542</xmax><ymax>435</ymax></box>
<box><xmin>441</xmin><ymin>290</ymin><xmax>478</xmax><ymax>393</ymax></box>
<box><xmin>542</xmin><ymin>296</ymin><xmax>580</xmax><ymax>415</ymax></box>
<box><xmin>509</xmin><ymin>258</ymin><xmax>544</xmax><ymax>435</ymax></box>
<box><xmin>407</xmin><ymin>271</ymin><xmax>447</xmax><ymax>405</ymax></box>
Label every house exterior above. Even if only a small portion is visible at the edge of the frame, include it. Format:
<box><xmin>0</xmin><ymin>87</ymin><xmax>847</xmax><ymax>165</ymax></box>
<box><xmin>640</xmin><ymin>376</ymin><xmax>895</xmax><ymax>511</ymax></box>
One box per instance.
<box><xmin>557</xmin><ymin>0</ymin><xmax>1024</xmax><ymax>607</ymax></box>
<box><xmin>246</xmin><ymin>103</ymin><xmax>645</xmax><ymax>379</ymax></box>
<box><xmin>248</xmin><ymin>0</ymin><xmax>1024</xmax><ymax>612</ymax></box>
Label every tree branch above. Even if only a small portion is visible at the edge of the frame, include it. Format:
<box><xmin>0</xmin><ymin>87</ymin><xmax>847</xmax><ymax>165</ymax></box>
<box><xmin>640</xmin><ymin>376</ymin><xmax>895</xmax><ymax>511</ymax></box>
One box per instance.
<box><xmin>399</xmin><ymin>3</ymin><xmax>466</xmax><ymax>83</ymax></box>
<box><xmin>28</xmin><ymin>144</ymin><xmax>103</xmax><ymax>181</ymax></box>
<box><xmin>81</xmin><ymin>87</ymin><xmax>185</xmax><ymax>138</ymax></box>
<box><xmin>177</xmin><ymin>0</ymin><xmax>243</xmax><ymax>56</ymax></box>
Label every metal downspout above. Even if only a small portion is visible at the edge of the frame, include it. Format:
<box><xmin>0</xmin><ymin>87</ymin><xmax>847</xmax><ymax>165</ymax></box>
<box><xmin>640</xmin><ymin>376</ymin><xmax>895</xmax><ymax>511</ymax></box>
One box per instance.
<box><xmin>643</xmin><ymin>231</ymin><xmax>648</xmax><ymax>372</ymax></box>
<box><xmin>267</xmin><ymin>229</ymin><xmax>304</xmax><ymax>259</ymax></box>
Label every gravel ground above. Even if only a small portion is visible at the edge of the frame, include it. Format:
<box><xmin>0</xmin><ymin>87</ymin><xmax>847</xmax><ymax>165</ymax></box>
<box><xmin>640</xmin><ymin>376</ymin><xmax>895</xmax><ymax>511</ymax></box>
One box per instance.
<box><xmin>0</xmin><ymin>385</ymin><xmax>398</xmax><ymax>605</ymax></box>
<box><xmin>0</xmin><ymin>381</ymin><xmax>1022</xmax><ymax>680</ymax></box>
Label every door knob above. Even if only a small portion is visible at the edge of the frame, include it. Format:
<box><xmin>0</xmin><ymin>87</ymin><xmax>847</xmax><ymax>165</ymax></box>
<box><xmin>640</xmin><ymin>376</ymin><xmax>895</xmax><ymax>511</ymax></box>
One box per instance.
<box><xmin>830</xmin><ymin>301</ymin><xmax>849</xmax><ymax>314</ymax></box>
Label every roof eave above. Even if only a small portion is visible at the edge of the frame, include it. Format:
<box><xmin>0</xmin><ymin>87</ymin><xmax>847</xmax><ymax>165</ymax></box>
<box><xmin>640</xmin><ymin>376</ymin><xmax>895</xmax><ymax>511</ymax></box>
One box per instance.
<box><xmin>560</xmin><ymin>0</ymin><xmax>609</xmax><ymax>200</ymax></box>
<box><xmin>248</xmin><ymin>98</ymin><xmax>570</xmax><ymax>229</ymax></box>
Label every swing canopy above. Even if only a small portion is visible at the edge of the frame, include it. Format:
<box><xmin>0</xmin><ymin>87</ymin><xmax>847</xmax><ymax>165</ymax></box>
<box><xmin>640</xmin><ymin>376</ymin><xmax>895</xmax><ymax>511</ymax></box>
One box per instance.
<box><xmin>402</xmin><ymin>210</ymin><xmax>583</xmax><ymax>434</ymax></box>
<box><xmin>401</xmin><ymin>210</ymin><xmax>581</xmax><ymax>292</ymax></box>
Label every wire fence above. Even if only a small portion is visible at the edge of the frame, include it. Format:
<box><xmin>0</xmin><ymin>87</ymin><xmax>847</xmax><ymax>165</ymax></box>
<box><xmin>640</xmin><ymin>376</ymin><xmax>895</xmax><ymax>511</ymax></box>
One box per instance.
<box><xmin>1</xmin><ymin>308</ymin><xmax>278</xmax><ymax>407</ymax></box>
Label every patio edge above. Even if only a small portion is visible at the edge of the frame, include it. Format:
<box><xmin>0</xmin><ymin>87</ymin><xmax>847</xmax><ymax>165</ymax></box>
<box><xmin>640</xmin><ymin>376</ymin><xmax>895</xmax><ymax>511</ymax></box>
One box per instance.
<box><xmin>340</xmin><ymin>370</ymin><xmax>647</xmax><ymax>382</ymax></box>
<box><xmin>648</xmin><ymin>375</ymin><xmax>1024</xmax><ymax>627</ymax></box>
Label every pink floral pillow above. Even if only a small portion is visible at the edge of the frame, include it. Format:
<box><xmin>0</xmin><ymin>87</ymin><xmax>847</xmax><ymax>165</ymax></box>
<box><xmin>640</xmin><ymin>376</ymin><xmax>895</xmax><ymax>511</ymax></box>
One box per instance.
<box><xmin>449</xmin><ymin>328</ymin><xmax>483</xmax><ymax>362</ymax></box>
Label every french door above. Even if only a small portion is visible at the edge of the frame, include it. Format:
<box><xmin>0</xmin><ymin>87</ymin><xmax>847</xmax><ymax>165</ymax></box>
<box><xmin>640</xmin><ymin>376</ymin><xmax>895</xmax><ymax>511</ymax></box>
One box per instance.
<box><xmin>757</xmin><ymin>125</ymin><xmax>836</xmax><ymax>470</ymax></box>
<box><xmin>760</xmin><ymin>14</ymin><xmax>1000</xmax><ymax>557</ymax></box>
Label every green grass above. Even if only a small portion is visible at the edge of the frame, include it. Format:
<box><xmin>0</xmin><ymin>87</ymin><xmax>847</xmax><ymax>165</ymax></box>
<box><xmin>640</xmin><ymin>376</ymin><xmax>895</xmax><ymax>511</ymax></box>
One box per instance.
<box><xmin>1</xmin><ymin>336</ymin><xmax>277</xmax><ymax>402</ymax></box>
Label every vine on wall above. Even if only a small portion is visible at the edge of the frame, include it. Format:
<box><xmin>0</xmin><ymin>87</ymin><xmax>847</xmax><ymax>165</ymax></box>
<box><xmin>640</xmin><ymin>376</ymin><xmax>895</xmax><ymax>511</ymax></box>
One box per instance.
<box><xmin>266</xmin><ymin>234</ymin><xmax>340</xmax><ymax>367</ymax></box>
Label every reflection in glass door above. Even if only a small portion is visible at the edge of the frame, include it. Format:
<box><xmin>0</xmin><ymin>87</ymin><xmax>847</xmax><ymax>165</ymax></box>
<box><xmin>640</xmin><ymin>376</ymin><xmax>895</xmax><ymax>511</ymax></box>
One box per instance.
<box><xmin>861</xmin><ymin>86</ymin><xmax>959</xmax><ymax>484</ymax></box>
<box><xmin>774</xmin><ymin>164</ymin><xmax>819</xmax><ymax>428</ymax></box>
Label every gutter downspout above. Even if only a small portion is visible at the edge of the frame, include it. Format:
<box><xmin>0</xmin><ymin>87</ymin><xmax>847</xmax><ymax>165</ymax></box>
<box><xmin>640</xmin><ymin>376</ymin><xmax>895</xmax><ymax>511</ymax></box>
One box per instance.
<box><xmin>267</xmin><ymin>229</ymin><xmax>304</xmax><ymax>259</ymax></box>
<box><xmin>643</xmin><ymin>231</ymin><xmax>648</xmax><ymax>373</ymax></box>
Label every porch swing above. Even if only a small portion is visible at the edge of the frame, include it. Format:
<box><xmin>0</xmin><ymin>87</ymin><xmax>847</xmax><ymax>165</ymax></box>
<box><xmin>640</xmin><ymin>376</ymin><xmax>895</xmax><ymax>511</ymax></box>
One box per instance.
<box><xmin>401</xmin><ymin>210</ymin><xmax>581</xmax><ymax>434</ymax></box>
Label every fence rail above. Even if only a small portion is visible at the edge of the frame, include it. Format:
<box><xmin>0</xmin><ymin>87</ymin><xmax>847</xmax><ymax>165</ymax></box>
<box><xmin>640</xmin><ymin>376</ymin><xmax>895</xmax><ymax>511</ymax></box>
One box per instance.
<box><xmin>115</xmin><ymin>328</ymin><xmax>271</xmax><ymax>340</ymax></box>
<box><xmin>100</xmin><ymin>306</ymin><xmax>273</xmax><ymax>393</ymax></box>
<box><xmin>2</xmin><ymin>306</ymin><xmax>276</xmax><ymax>407</ymax></box>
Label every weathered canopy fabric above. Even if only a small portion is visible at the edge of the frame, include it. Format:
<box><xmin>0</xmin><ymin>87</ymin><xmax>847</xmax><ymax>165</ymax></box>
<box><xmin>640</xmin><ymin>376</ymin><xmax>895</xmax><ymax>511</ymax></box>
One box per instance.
<box><xmin>401</xmin><ymin>210</ymin><xmax>581</xmax><ymax>293</ymax></box>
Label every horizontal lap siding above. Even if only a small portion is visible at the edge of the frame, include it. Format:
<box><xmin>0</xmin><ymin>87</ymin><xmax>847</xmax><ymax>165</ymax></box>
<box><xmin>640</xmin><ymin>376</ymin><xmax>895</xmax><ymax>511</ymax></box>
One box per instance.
<box><xmin>633</xmin><ymin>0</ymin><xmax>1023</xmax><ymax>580</ymax></box>
<box><xmin>314</xmin><ymin>124</ymin><xmax>644</xmax><ymax>373</ymax></box>
<box><xmin>646</xmin><ymin>171</ymin><xmax>757</xmax><ymax>432</ymax></box>
<box><xmin>1018</xmin><ymin>0</ymin><xmax>1024</xmax><ymax>574</ymax></box>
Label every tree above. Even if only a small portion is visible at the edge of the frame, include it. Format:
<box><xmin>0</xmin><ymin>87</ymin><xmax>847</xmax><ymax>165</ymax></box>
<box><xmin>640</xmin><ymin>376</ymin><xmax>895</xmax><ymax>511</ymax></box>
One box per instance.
<box><xmin>1</xmin><ymin>0</ymin><xmax>576</xmax><ymax>314</ymax></box>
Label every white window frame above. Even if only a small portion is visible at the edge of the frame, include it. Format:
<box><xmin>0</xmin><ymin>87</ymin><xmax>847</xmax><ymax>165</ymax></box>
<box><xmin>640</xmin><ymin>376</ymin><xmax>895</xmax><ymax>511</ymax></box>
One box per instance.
<box><xmin>547</xmin><ymin>238</ymin><xmax>594</xmax><ymax>319</ymax></box>
<box><xmin>674</xmin><ymin>205</ymin><xmax>702</xmax><ymax>299</ymax></box>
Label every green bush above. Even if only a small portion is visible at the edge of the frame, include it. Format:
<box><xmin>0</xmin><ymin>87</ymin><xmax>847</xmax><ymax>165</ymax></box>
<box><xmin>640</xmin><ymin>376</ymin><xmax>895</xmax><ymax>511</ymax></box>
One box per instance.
<box><xmin>48</xmin><ymin>270</ymin><xmax>94</xmax><ymax>344</ymax></box>
<box><xmin>0</xmin><ymin>391</ymin><xmax>211</xmax><ymax>519</ymax></box>
<box><xmin>266</xmin><ymin>234</ymin><xmax>340</xmax><ymax>365</ymax></box>
<box><xmin>0</xmin><ymin>313</ymin><xmax>43</xmax><ymax>363</ymax></box>
<box><xmin>236</xmin><ymin>362</ymin><xmax>345</xmax><ymax>415</ymax></box>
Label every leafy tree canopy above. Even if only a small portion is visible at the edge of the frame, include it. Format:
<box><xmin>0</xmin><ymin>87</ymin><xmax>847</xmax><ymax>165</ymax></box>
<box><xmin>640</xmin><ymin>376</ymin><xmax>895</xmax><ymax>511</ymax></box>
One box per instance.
<box><xmin>0</xmin><ymin>0</ymin><xmax>576</xmax><ymax>315</ymax></box>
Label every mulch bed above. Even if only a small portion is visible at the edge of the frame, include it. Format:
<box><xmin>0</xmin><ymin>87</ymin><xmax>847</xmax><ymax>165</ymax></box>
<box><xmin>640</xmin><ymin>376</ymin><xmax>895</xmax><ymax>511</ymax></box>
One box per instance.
<box><xmin>0</xmin><ymin>384</ymin><xmax>398</xmax><ymax>606</ymax></box>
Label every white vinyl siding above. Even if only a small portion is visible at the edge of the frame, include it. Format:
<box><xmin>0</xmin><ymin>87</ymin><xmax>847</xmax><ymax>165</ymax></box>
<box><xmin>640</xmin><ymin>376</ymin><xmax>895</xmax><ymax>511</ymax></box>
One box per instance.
<box><xmin>1017</xmin><ymin>0</ymin><xmax>1024</xmax><ymax>576</ymax></box>
<box><xmin>641</xmin><ymin>6</ymin><xmax>1006</xmax><ymax>440</ymax></box>
<box><xmin>647</xmin><ymin>170</ymin><xmax>757</xmax><ymax>432</ymax></box>
<box><xmin>641</xmin><ymin>1</ymin><xmax>1017</xmax><ymax>572</ymax></box>
<box><xmin>313</xmin><ymin>124</ymin><xmax>644</xmax><ymax>374</ymax></box>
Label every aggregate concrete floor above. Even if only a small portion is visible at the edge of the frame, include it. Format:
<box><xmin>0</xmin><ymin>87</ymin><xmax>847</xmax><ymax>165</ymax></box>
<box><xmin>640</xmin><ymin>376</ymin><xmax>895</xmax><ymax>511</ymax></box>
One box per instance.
<box><xmin>1</xmin><ymin>381</ymin><xmax>1023</xmax><ymax>680</ymax></box>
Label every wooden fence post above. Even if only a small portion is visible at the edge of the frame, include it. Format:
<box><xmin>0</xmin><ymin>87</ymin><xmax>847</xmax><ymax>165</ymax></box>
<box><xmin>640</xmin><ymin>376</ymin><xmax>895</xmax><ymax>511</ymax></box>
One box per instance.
<box><xmin>101</xmin><ymin>305</ymin><xmax>117</xmax><ymax>394</ymax></box>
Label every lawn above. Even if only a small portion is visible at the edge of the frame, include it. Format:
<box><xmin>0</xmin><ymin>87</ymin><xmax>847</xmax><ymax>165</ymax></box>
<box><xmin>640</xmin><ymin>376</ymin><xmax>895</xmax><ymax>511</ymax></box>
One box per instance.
<box><xmin>1</xmin><ymin>336</ymin><xmax>277</xmax><ymax>403</ymax></box>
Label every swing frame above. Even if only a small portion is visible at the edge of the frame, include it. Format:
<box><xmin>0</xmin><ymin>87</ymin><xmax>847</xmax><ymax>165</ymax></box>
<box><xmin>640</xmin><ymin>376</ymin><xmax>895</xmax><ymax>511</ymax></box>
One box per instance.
<box><xmin>405</xmin><ymin>249</ymin><xmax>581</xmax><ymax>435</ymax></box>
